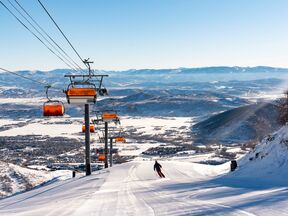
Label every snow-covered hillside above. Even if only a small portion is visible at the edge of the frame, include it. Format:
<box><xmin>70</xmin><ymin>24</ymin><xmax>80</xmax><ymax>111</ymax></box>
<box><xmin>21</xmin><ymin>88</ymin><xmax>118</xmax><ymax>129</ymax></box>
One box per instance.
<box><xmin>1</xmin><ymin>159</ymin><xmax>288</xmax><ymax>216</ymax></box>
<box><xmin>0</xmin><ymin>161</ymin><xmax>70</xmax><ymax>198</ymax></box>
<box><xmin>237</xmin><ymin>125</ymin><xmax>288</xmax><ymax>182</ymax></box>
<box><xmin>192</xmin><ymin>102</ymin><xmax>280</xmax><ymax>145</ymax></box>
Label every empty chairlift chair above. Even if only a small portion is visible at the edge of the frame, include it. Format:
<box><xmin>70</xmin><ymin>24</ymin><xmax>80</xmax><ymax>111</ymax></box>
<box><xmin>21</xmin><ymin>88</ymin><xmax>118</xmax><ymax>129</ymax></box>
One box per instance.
<box><xmin>98</xmin><ymin>155</ymin><xmax>105</xmax><ymax>161</ymax></box>
<box><xmin>43</xmin><ymin>86</ymin><xmax>65</xmax><ymax>117</ymax></box>
<box><xmin>115</xmin><ymin>137</ymin><xmax>126</xmax><ymax>143</ymax></box>
<box><xmin>65</xmin><ymin>84</ymin><xmax>97</xmax><ymax>104</ymax></box>
<box><xmin>82</xmin><ymin>125</ymin><xmax>95</xmax><ymax>133</ymax></box>
<box><xmin>102</xmin><ymin>113</ymin><xmax>119</xmax><ymax>122</ymax></box>
<box><xmin>43</xmin><ymin>101</ymin><xmax>65</xmax><ymax>116</ymax></box>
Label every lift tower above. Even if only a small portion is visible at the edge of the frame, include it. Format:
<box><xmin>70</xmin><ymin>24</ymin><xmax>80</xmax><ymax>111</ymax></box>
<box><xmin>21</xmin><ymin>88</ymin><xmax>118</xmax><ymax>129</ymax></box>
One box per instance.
<box><xmin>64</xmin><ymin>62</ymin><xmax>108</xmax><ymax>176</ymax></box>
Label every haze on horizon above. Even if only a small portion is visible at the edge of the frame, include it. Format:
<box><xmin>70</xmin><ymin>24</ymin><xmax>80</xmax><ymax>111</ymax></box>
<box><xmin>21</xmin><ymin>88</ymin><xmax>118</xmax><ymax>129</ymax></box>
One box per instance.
<box><xmin>0</xmin><ymin>0</ymin><xmax>288</xmax><ymax>71</ymax></box>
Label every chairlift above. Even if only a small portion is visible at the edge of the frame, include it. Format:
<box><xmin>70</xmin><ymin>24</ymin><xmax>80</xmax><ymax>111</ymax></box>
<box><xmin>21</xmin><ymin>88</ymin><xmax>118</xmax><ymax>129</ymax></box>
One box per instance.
<box><xmin>64</xmin><ymin>74</ymin><xmax>108</xmax><ymax>104</ymax></box>
<box><xmin>43</xmin><ymin>86</ymin><xmax>65</xmax><ymax>117</ymax></box>
<box><xmin>102</xmin><ymin>113</ymin><xmax>119</xmax><ymax>122</ymax></box>
<box><xmin>115</xmin><ymin>137</ymin><xmax>126</xmax><ymax>143</ymax></box>
<box><xmin>98</xmin><ymin>155</ymin><xmax>105</xmax><ymax>161</ymax></box>
<box><xmin>65</xmin><ymin>85</ymin><xmax>97</xmax><ymax>104</ymax></box>
<box><xmin>82</xmin><ymin>125</ymin><xmax>95</xmax><ymax>133</ymax></box>
<box><xmin>94</xmin><ymin>107</ymin><xmax>121</xmax><ymax>124</ymax></box>
<box><xmin>101</xmin><ymin>112</ymin><xmax>120</xmax><ymax>124</ymax></box>
<box><xmin>113</xmin><ymin>125</ymin><xmax>126</xmax><ymax>143</ymax></box>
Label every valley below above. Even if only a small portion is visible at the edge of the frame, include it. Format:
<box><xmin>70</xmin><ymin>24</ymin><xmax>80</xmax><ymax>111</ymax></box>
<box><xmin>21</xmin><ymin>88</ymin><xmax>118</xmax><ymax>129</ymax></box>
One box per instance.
<box><xmin>1</xmin><ymin>67</ymin><xmax>288</xmax><ymax>215</ymax></box>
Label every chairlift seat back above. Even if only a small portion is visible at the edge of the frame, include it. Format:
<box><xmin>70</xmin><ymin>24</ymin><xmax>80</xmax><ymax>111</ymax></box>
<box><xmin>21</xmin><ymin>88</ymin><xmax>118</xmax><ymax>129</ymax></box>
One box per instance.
<box><xmin>66</xmin><ymin>88</ymin><xmax>97</xmax><ymax>104</ymax></box>
<box><xmin>115</xmin><ymin>137</ymin><xmax>126</xmax><ymax>143</ymax></box>
<box><xmin>98</xmin><ymin>155</ymin><xmax>105</xmax><ymax>161</ymax></box>
<box><xmin>102</xmin><ymin>113</ymin><xmax>118</xmax><ymax>122</ymax></box>
<box><xmin>67</xmin><ymin>88</ymin><xmax>96</xmax><ymax>96</ymax></box>
<box><xmin>43</xmin><ymin>103</ymin><xmax>64</xmax><ymax>116</ymax></box>
<box><xmin>82</xmin><ymin>125</ymin><xmax>95</xmax><ymax>133</ymax></box>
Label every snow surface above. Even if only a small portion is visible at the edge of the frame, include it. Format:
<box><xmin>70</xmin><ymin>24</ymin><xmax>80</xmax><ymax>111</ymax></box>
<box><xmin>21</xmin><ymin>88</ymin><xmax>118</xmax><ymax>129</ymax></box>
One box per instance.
<box><xmin>0</xmin><ymin>158</ymin><xmax>288</xmax><ymax>216</ymax></box>
<box><xmin>121</xmin><ymin>116</ymin><xmax>193</xmax><ymax>134</ymax></box>
<box><xmin>0</xmin><ymin>116</ymin><xmax>192</xmax><ymax>139</ymax></box>
<box><xmin>2</xmin><ymin>123</ymin><xmax>288</xmax><ymax>215</ymax></box>
<box><xmin>1</xmin><ymin>118</ymin><xmax>288</xmax><ymax>215</ymax></box>
<box><xmin>237</xmin><ymin>125</ymin><xmax>288</xmax><ymax>182</ymax></box>
<box><xmin>0</xmin><ymin>118</ymin><xmax>83</xmax><ymax>139</ymax></box>
<box><xmin>0</xmin><ymin>116</ymin><xmax>193</xmax><ymax>159</ymax></box>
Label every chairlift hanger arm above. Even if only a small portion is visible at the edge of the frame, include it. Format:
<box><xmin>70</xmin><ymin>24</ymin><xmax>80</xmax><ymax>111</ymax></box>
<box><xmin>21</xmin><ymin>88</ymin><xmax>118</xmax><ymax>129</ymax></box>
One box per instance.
<box><xmin>45</xmin><ymin>85</ymin><xmax>52</xmax><ymax>101</ymax></box>
<box><xmin>98</xmin><ymin>76</ymin><xmax>104</xmax><ymax>89</ymax></box>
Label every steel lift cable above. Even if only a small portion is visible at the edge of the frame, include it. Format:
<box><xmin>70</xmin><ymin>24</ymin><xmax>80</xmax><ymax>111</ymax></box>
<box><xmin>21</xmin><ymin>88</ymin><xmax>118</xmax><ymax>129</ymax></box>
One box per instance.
<box><xmin>0</xmin><ymin>1</ymin><xmax>78</xmax><ymax>73</ymax></box>
<box><xmin>37</xmin><ymin>0</ymin><xmax>89</xmax><ymax>71</ymax></box>
<box><xmin>13</xmin><ymin>0</ymin><xmax>85</xmax><ymax>73</ymax></box>
<box><xmin>6</xmin><ymin>0</ymin><xmax>79</xmax><ymax>73</ymax></box>
<box><xmin>0</xmin><ymin>67</ymin><xmax>63</xmax><ymax>91</ymax></box>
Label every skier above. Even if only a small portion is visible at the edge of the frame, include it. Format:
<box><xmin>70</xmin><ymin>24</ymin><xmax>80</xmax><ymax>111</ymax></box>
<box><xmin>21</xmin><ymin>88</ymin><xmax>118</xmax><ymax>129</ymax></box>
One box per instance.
<box><xmin>154</xmin><ymin>160</ymin><xmax>165</xmax><ymax>178</ymax></box>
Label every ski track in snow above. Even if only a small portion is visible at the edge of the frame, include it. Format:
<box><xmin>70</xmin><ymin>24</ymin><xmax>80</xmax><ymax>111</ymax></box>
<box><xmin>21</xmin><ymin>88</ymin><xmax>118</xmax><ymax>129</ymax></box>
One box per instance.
<box><xmin>0</xmin><ymin>161</ymin><xmax>287</xmax><ymax>216</ymax></box>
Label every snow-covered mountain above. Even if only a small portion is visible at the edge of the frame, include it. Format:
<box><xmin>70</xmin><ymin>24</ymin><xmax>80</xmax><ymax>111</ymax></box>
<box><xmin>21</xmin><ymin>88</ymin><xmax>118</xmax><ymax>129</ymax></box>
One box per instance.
<box><xmin>192</xmin><ymin>102</ymin><xmax>281</xmax><ymax>145</ymax></box>
<box><xmin>0</xmin><ymin>66</ymin><xmax>285</xmax><ymax>118</ymax></box>
<box><xmin>1</xmin><ymin>66</ymin><xmax>287</xmax><ymax>91</ymax></box>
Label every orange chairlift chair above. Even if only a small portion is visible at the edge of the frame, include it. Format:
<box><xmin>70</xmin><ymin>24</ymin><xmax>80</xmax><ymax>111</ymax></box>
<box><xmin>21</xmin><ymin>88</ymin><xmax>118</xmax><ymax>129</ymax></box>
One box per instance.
<box><xmin>43</xmin><ymin>86</ymin><xmax>65</xmax><ymax>117</ymax></box>
<box><xmin>65</xmin><ymin>84</ymin><xmax>97</xmax><ymax>104</ymax></box>
<box><xmin>64</xmin><ymin>74</ymin><xmax>108</xmax><ymax>104</ymax></box>
<box><xmin>114</xmin><ymin>127</ymin><xmax>126</xmax><ymax>143</ymax></box>
<box><xmin>101</xmin><ymin>113</ymin><xmax>119</xmax><ymax>123</ymax></box>
<box><xmin>115</xmin><ymin>137</ymin><xmax>126</xmax><ymax>143</ymax></box>
<box><xmin>82</xmin><ymin>125</ymin><xmax>95</xmax><ymax>133</ymax></box>
<box><xmin>98</xmin><ymin>155</ymin><xmax>106</xmax><ymax>161</ymax></box>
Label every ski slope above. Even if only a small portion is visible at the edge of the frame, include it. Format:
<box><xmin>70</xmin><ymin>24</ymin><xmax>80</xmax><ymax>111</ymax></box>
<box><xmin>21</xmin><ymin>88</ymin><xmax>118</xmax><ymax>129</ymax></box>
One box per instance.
<box><xmin>1</xmin><ymin>160</ymin><xmax>287</xmax><ymax>216</ymax></box>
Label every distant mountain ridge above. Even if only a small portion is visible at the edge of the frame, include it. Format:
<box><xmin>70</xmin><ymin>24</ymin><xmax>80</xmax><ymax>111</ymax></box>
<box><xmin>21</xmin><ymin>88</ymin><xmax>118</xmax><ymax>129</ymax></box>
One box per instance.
<box><xmin>12</xmin><ymin>66</ymin><xmax>288</xmax><ymax>76</ymax></box>
<box><xmin>1</xmin><ymin>66</ymin><xmax>287</xmax><ymax>91</ymax></box>
<box><xmin>109</xmin><ymin>66</ymin><xmax>288</xmax><ymax>75</ymax></box>
<box><xmin>0</xmin><ymin>66</ymin><xmax>285</xmax><ymax>120</ymax></box>
<box><xmin>192</xmin><ymin>102</ymin><xmax>281</xmax><ymax>145</ymax></box>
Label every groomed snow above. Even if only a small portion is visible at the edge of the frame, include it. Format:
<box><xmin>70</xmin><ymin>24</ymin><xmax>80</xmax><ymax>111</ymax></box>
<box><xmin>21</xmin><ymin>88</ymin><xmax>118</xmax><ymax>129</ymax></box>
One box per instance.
<box><xmin>0</xmin><ymin>160</ymin><xmax>287</xmax><ymax>215</ymax></box>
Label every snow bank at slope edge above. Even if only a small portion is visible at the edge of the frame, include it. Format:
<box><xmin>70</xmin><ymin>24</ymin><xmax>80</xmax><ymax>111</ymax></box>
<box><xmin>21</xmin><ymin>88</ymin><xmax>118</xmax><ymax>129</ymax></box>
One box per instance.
<box><xmin>236</xmin><ymin>125</ymin><xmax>288</xmax><ymax>181</ymax></box>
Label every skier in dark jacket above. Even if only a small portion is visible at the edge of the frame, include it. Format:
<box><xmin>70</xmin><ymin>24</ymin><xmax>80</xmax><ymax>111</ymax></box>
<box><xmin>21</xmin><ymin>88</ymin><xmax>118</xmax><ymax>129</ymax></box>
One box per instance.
<box><xmin>154</xmin><ymin>160</ymin><xmax>165</xmax><ymax>178</ymax></box>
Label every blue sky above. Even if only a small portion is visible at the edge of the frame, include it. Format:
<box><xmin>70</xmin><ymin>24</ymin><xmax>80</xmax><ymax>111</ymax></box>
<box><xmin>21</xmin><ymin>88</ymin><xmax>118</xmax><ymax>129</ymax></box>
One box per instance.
<box><xmin>0</xmin><ymin>0</ymin><xmax>288</xmax><ymax>71</ymax></box>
